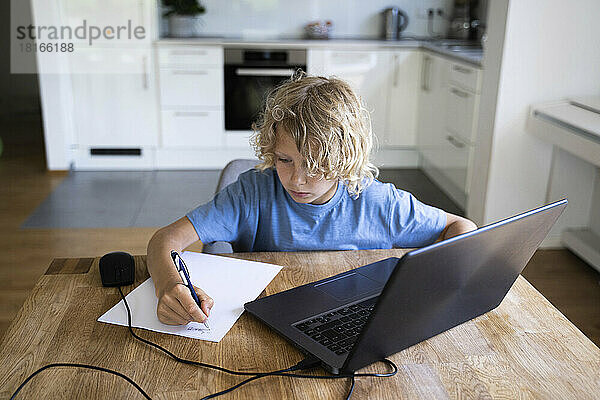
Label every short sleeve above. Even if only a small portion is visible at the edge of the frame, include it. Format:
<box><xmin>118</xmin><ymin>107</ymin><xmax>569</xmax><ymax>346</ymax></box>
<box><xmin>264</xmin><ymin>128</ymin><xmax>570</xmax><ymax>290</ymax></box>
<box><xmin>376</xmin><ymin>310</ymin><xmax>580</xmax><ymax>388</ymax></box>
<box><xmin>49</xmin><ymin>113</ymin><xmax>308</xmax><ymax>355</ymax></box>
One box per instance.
<box><xmin>186</xmin><ymin>176</ymin><xmax>254</xmax><ymax>244</ymax></box>
<box><xmin>388</xmin><ymin>187</ymin><xmax>447</xmax><ymax>247</ymax></box>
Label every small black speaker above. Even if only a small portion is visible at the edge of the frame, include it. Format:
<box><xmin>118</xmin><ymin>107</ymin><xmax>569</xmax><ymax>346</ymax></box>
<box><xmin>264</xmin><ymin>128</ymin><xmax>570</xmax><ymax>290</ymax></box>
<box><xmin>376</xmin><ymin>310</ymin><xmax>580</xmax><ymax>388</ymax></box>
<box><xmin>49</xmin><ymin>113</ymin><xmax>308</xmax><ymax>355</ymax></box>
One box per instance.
<box><xmin>99</xmin><ymin>251</ymin><xmax>135</xmax><ymax>287</ymax></box>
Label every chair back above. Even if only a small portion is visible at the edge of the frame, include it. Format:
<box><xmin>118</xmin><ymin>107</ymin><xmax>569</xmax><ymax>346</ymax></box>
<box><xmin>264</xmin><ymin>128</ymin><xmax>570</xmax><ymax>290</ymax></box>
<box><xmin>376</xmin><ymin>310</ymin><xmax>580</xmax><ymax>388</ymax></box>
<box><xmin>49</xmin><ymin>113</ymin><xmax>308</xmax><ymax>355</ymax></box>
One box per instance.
<box><xmin>203</xmin><ymin>159</ymin><xmax>260</xmax><ymax>254</ymax></box>
<box><xmin>215</xmin><ymin>159</ymin><xmax>259</xmax><ymax>193</ymax></box>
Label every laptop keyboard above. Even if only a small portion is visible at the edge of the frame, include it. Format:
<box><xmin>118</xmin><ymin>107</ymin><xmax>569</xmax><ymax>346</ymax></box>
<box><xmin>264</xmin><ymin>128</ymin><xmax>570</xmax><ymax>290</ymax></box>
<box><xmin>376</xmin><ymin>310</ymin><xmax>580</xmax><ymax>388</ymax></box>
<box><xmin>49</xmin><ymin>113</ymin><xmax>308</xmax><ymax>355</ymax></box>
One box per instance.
<box><xmin>292</xmin><ymin>297</ymin><xmax>377</xmax><ymax>356</ymax></box>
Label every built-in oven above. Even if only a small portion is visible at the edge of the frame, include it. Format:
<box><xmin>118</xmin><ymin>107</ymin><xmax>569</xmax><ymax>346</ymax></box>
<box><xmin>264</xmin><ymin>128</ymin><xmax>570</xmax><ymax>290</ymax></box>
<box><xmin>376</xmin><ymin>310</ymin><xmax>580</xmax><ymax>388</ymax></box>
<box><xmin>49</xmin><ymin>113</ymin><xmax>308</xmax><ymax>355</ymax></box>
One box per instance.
<box><xmin>224</xmin><ymin>48</ymin><xmax>307</xmax><ymax>131</ymax></box>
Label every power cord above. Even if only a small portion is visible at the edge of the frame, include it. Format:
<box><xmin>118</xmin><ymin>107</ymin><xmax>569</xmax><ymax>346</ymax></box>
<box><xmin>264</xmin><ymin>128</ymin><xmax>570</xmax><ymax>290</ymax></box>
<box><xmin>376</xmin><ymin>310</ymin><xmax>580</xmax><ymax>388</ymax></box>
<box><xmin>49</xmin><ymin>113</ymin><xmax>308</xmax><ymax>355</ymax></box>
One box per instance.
<box><xmin>9</xmin><ymin>362</ymin><xmax>152</xmax><ymax>400</ymax></box>
<box><xmin>9</xmin><ymin>286</ymin><xmax>398</xmax><ymax>399</ymax></box>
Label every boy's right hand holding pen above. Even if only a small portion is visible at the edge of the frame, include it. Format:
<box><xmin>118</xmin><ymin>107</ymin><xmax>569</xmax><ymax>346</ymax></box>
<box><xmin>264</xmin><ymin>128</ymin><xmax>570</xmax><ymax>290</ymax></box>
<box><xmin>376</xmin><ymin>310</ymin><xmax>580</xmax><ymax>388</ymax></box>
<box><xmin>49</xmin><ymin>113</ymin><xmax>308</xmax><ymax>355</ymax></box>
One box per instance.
<box><xmin>154</xmin><ymin>251</ymin><xmax>214</xmax><ymax>326</ymax></box>
<box><xmin>156</xmin><ymin>280</ymin><xmax>213</xmax><ymax>326</ymax></box>
<box><xmin>146</xmin><ymin>217</ymin><xmax>214</xmax><ymax>327</ymax></box>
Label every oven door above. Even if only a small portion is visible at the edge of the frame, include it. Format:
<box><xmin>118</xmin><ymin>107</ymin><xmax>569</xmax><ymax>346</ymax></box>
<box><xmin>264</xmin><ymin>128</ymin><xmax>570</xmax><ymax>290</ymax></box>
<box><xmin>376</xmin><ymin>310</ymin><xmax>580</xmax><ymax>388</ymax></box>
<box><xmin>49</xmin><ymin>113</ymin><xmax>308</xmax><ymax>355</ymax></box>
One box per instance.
<box><xmin>224</xmin><ymin>48</ymin><xmax>307</xmax><ymax>131</ymax></box>
<box><xmin>224</xmin><ymin>66</ymin><xmax>297</xmax><ymax>131</ymax></box>
<box><xmin>224</xmin><ymin>47</ymin><xmax>308</xmax><ymax>132</ymax></box>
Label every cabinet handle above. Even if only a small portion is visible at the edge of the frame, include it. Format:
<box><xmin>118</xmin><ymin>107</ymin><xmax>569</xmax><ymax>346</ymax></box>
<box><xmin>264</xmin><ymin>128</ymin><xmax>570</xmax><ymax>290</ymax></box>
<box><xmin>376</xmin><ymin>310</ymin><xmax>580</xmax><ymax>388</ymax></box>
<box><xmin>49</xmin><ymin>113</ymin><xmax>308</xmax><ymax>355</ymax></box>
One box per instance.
<box><xmin>446</xmin><ymin>135</ymin><xmax>466</xmax><ymax>148</ymax></box>
<box><xmin>142</xmin><ymin>56</ymin><xmax>148</xmax><ymax>89</ymax></box>
<box><xmin>450</xmin><ymin>87</ymin><xmax>469</xmax><ymax>98</ymax></box>
<box><xmin>170</xmin><ymin>50</ymin><xmax>207</xmax><ymax>56</ymax></box>
<box><xmin>173</xmin><ymin>70</ymin><xmax>208</xmax><ymax>75</ymax></box>
<box><xmin>331</xmin><ymin>52</ymin><xmax>369</xmax><ymax>60</ymax></box>
<box><xmin>174</xmin><ymin>111</ymin><xmax>209</xmax><ymax>117</ymax></box>
<box><xmin>235</xmin><ymin>68</ymin><xmax>295</xmax><ymax>77</ymax></box>
<box><xmin>393</xmin><ymin>55</ymin><xmax>399</xmax><ymax>87</ymax></box>
<box><xmin>421</xmin><ymin>55</ymin><xmax>432</xmax><ymax>91</ymax></box>
<box><xmin>452</xmin><ymin>65</ymin><xmax>472</xmax><ymax>74</ymax></box>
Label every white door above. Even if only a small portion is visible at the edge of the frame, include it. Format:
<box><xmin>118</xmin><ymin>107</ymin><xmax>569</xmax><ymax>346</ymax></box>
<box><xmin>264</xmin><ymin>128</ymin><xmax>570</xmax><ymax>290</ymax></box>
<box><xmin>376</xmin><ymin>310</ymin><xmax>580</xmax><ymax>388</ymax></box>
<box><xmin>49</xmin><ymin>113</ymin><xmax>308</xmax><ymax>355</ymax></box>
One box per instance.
<box><xmin>417</xmin><ymin>53</ymin><xmax>450</xmax><ymax>165</ymax></box>
<box><xmin>310</xmin><ymin>49</ymin><xmax>392</xmax><ymax>144</ymax></box>
<box><xmin>384</xmin><ymin>50</ymin><xmax>420</xmax><ymax>147</ymax></box>
<box><xmin>70</xmin><ymin>47</ymin><xmax>159</xmax><ymax>147</ymax></box>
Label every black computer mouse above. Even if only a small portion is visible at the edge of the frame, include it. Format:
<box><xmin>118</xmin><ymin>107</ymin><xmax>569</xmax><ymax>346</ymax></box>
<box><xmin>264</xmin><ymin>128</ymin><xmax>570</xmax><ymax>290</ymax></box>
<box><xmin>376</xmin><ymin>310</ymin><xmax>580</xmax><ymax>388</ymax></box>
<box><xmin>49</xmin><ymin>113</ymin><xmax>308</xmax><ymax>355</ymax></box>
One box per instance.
<box><xmin>99</xmin><ymin>251</ymin><xmax>135</xmax><ymax>287</ymax></box>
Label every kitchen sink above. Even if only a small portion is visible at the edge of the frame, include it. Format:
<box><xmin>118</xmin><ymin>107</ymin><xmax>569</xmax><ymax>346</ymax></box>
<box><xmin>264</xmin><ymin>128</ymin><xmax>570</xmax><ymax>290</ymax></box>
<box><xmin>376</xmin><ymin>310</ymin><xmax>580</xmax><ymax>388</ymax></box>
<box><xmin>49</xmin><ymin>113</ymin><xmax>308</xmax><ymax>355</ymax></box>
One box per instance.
<box><xmin>444</xmin><ymin>44</ymin><xmax>483</xmax><ymax>52</ymax></box>
<box><xmin>432</xmin><ymin>40</ymin><xmax>483</xmax><ymax>53</ymax></box>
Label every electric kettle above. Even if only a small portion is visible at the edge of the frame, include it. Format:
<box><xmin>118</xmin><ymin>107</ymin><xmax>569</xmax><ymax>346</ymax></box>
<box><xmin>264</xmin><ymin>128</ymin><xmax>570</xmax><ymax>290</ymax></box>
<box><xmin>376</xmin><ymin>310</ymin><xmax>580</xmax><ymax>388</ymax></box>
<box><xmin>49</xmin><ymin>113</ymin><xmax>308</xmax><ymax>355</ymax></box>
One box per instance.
<box><xmin>382</xmin><ymin>7</ymin><xmax>409</xmax><ymax>40</ymax></box>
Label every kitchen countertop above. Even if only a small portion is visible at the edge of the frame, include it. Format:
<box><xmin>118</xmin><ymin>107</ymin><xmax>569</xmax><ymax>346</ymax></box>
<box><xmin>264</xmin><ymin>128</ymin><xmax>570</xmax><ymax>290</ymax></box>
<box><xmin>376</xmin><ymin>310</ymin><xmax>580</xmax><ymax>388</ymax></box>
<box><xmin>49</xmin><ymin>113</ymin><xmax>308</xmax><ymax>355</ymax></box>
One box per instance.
<box><xmin>155</xmin><ymin>36</ymin><xmax>484</xmax><ymax>67</ymax></box>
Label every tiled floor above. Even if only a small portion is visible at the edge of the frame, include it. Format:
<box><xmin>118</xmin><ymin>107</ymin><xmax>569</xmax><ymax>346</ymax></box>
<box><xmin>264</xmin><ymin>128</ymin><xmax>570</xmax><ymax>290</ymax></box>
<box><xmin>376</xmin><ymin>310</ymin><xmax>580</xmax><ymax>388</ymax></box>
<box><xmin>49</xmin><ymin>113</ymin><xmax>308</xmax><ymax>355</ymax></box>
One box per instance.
<box><xmin>379</xmin><ymin>169</ymin><xmax>463</xmax><ymax>215</ymax></box>
<box><xmin>21</xmin><ymin>169</ymin><xmax>463</xmax><ymax>229</ymax></box>
<box><xmin>22</xmin><ymin>170</ymin><xmax>220</xmax><ymax>228</ymax></box>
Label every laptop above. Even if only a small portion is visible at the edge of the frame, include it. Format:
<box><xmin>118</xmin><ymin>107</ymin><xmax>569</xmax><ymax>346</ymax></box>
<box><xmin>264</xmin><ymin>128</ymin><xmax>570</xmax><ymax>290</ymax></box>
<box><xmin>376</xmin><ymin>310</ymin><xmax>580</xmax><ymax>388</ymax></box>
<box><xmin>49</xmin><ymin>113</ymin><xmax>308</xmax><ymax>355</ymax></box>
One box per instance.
<box><xmin>244</xmin><ymin>199</ymin><xmax>567</xmax><ymax>374</ymax></box>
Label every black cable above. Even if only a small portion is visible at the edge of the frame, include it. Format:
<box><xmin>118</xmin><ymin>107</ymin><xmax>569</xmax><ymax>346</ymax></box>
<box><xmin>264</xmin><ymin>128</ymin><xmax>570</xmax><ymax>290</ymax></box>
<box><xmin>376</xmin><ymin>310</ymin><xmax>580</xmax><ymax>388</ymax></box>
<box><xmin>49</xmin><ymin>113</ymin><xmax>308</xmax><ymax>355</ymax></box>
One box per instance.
<box><xmin>199</xmin><ymin>365</ymin><xmax>299</xmax><ymax>400</ymax></box>
<box><xmin>9</xmin><ymin>362</ymin><xmax>152</xmax><ymax>400</ymax></box>
<box><xmin>261</xmin><ymin>359</ymin><xmax>397</xmax><ymax>379</ymax></box>
<box><xmin>195</xmin><ymin>348</ymin><xmax>324</xmax><ymax>399</ymax></box>
<box><xmin>118</xmin><ymin>287</ymin><xmax>397</xmax><ymax>399</ymax></box>
<box><xmin>117</xmin><ymin>287</ymin><xmax>315</xmax><ymax>377</ymax></box>
<box><xmin>118</xmin><ymin>287</ymin><xmax>398</xmax><ymax>398</ymax></box>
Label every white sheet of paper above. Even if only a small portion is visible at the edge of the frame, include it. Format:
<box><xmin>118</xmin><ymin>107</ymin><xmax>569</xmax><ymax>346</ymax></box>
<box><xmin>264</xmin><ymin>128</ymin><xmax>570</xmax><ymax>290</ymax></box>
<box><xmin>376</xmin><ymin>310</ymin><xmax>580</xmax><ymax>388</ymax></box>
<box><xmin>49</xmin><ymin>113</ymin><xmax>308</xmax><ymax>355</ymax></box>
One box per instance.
<box><xmin>98</xmin><ymin>251</ymin><xmax>282</xmax><ymax>342</ymax></box>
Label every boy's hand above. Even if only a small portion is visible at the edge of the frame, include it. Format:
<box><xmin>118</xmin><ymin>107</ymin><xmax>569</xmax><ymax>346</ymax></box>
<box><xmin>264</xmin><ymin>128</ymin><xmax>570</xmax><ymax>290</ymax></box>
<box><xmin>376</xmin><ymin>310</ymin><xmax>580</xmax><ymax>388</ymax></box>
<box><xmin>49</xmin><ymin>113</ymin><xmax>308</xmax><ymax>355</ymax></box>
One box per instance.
<box><xmin>156</xmin><ymin>281</ymin><xmax>214</xmax><ymax>325</ymax></box>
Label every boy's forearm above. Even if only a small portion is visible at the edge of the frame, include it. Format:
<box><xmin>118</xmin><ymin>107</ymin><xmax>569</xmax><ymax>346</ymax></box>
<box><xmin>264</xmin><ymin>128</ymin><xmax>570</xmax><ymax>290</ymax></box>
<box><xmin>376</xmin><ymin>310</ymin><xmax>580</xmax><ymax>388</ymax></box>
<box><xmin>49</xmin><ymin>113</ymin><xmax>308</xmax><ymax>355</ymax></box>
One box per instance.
<box><xmin>147</xmin><ymin>217</ymin><xmax>202</xmax><ymax>297</ymax></box>
<box><xmin>147</xmin><ymin>229</ymin><xmax>186</xmax><ymax>297</ymax></box>
<box><xmin>442</xmin><ymin>218</ymin><xmax>477</xmax><ymax>240</ymax></box>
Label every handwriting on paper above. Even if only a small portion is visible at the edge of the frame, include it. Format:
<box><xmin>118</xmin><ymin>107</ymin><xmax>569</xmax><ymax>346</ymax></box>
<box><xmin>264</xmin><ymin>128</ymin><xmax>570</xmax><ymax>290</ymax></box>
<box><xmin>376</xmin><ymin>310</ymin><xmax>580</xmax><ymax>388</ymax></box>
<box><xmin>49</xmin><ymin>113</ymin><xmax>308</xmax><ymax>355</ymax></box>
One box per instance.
<box><xmin>186</xmin><ymin>323</ymin><xmax>210</xmax><ymax>333</ymax></box>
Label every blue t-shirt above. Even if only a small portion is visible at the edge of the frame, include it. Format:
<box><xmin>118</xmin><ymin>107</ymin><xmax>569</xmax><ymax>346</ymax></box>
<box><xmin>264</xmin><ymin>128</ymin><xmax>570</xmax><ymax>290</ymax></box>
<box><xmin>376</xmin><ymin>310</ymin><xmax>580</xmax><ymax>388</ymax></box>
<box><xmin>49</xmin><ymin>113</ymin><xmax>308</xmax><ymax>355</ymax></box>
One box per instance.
<box><xmin>186</xmin><ymin>168</ymin><xmax>446</xmax><ymax>252</ymax></box>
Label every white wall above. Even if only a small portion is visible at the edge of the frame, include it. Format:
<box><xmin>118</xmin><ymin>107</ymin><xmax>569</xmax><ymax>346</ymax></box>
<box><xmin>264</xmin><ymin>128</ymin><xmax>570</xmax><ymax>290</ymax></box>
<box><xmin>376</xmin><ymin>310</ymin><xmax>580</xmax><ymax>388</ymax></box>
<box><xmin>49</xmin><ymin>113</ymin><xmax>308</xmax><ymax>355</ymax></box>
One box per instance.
<box><xmin>545</xmin><ymin>149</ymin><xmax>597</xmax><ymax>244</ymax></box>
<box><xmin>469</xmin><ymin>0</ymin><xmax>600</xmax><ymax>245</ymax></box>
<box><xmin>467</xmin><ymin>0</ymin><xmax>508</xmax><ymax>225</ymax></box>
<box><xmin>162</xmin><ymin>0</ymin><xmax>453</xmax><ymax>39</ymax></box>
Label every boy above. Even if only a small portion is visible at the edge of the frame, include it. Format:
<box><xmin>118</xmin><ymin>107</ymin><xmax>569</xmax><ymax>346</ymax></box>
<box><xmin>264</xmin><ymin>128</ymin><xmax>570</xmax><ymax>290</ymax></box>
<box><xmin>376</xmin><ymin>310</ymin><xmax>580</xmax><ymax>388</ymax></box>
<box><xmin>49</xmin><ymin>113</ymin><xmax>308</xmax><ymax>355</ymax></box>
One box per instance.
<box><xmin>147</xmin><ymin>74</ymin><xmax>477</xmax><ymax>326</ymax></box>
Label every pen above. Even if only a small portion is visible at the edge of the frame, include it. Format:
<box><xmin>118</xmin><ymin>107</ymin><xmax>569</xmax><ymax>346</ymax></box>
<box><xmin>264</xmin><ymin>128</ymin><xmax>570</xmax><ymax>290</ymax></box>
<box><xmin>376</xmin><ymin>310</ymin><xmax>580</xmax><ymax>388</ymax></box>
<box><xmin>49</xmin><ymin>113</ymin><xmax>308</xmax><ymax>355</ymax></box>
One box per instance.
<box><xmin>170</xmin><ymin>250</ymin><xmax>210</xmax><ymax>329</ymax></box>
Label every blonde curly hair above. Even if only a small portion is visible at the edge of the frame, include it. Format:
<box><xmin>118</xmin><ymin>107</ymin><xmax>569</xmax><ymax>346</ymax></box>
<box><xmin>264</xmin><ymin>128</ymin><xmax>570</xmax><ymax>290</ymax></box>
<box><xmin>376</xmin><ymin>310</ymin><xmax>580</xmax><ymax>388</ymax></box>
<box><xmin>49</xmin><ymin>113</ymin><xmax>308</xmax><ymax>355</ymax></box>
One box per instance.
<box><xmin>250</xmin><ymin>71</ymin><xmax>378</xmax><ymax>198</ymax></box>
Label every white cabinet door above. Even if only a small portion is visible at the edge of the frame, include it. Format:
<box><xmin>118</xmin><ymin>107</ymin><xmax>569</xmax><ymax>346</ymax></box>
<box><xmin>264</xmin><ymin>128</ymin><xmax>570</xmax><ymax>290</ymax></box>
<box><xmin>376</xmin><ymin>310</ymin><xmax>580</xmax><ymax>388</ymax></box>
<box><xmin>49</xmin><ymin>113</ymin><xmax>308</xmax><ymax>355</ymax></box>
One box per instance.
<box><xmin>449</xmin><ymin>62</ymin><xmax>482</xmax><ymax>93</ymax></box>
<box><xmin>445</xmin><ymin>84</ymin><xmax>477</xmax><ymax>145</ymax></box>
<box><xmin>439</xmin><ymin>134</ymin><xmax>470</xmax><ymax>194</ymax></box>
<box><xmin>159</xmin><ymin>66</ymin><xmax>223</xmax><ymax>108</ymax></box>
<box><xmin>308</xmin><ymin>49</ymin><xmax>392</xmax><ymax>144</ymax></box>
<box><xmin>158</xmin><ymin>46</ymin><xmax>223</xmax><ymax>67</ymax></box>
<box><xmin>161</xmin><ymin>110</ymin><xmax>223</xmax><ymax>147</ymax></box>
<box><xmin>70</xmin><ymin>47</ymin><xmax>159</xmax><ymax>147</ymax></box>
<box><xmin>416</xmin><ymin>51</ymin><xmax>483</xmax><ymax>208</ymax></box>
<box><xmin>157</xmin><ymin>45</ymin><xmax>225</xmax><ymax>149</ymax></box>
<box><xmin>384</xmin><ymin>50</ymin><xmax>420</xmax><ymax>147</ymax></box>
<box><xmin>417</xmin><ymin>53</ymin><xmax>450</xmax><ymax>162</ymax></box>
<box><xmin>59</xmin><ymin>0</ymin><xmax>154</xmax><ymax>43</ymax></box>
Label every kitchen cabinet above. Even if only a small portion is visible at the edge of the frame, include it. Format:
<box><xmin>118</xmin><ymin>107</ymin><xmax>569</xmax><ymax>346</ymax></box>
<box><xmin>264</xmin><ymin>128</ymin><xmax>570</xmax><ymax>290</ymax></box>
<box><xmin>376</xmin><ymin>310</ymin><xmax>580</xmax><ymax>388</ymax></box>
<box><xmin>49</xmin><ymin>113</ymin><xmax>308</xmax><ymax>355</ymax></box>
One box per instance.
<box><xmin>417</xmin><ymin>53</ymin><xmax>450</xmax><ymax>163</ymax></box>
<box><xmin>65</xmin><ymin>0</ymin><xmax>159</xmax><ymax>169</ymax></box>
<box><xmin>308</xmin><ymin>48</ymin><xmax>422</xmax><ymax>151</ymax></box>
<box><xmin>384</xmin><ymin>50</ymin><xmax>421</xmax><ymax>147</ymax></box>
<box><xmin>417</xmin><ymin>53</ymin><xmax>482</xmax><ymax>208</ymax></box>
<box><xmin>159</xmin><ymin>68</ymin><xmax>223</xmax><ymax>108</ymax></box>
<box><xmin>59</xmin><ymin>0</ymin><xmax>153</xmax><ymax>40</ymax></box>
<box><xmin>449</xmin><ymin>62</ymin><xmax>482</xmax><ymax>94</ymax></box>
<box><xmin>70</xmin><ymin>50</ymin><xmax>159</xmax><ymax>169</ymax></box>
<box><xmin>71</xmin><ymin>51</ymin><xmax>158</xmax><ymax>149</ymax></box>
<box><xmin>158</xmin><ymin>45</ymin><xmax>224</xmax><ymax>148</ymax></box>
<box><xmin>308</xmin><ymin>49</ymin><xmax>392</xmax><ymax>144</ymax></box>
<box><xmin>445</xmin><ymin>84</ymin><xmax>478</xmax><ymax>144</ymax></box>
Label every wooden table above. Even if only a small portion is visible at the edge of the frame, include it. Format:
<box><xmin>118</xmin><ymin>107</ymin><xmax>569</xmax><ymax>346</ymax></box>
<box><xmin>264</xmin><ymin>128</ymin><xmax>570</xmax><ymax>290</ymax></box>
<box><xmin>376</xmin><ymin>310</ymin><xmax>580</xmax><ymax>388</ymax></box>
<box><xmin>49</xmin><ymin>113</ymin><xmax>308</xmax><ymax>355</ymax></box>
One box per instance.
<box><xmin>1</xmin><ymin>250</ymin><xmax>599</xmax><ymax>399</ymax></box>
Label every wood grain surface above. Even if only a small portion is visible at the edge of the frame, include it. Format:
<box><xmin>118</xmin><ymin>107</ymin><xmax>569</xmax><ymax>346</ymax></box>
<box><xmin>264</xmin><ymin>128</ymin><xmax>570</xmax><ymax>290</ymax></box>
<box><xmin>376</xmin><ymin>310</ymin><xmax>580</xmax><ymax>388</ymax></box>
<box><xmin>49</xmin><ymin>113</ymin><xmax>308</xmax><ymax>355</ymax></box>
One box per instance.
<box><xmin>0</xmin><ymin>250</ymin><xmax>599</xmax><ymax>399</ymax></box>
